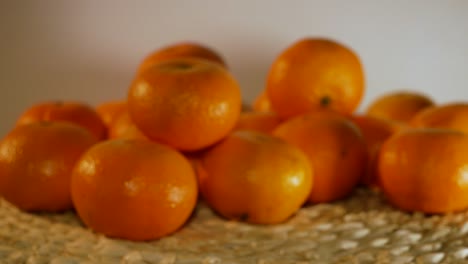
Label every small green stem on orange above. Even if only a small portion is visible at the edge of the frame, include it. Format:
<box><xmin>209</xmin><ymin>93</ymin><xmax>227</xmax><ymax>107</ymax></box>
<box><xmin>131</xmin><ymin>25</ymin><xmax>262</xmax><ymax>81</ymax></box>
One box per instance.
<box><xmin>320</xmin><ymin>96</ymin><xmax>331</xmax><ymax>107</ymax></box>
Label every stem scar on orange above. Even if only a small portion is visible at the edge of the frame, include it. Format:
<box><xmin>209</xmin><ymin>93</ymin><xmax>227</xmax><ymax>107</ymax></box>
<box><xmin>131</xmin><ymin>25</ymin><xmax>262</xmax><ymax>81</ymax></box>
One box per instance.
<box><xmin>71</xmin><ymin>139</ymin><xmax>198</xmax><ymax>241</ymax></box>
<box><xmin>128</xmin><ymin>58</ymin><xmax>242</xmax><ymax>151</ymax></box>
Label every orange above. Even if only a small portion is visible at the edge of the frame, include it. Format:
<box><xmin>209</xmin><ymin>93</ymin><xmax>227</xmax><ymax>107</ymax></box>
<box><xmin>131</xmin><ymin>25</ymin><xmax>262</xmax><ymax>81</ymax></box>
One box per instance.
<box><xmin>366</xmin><ymin>91</ymin><xmax>434</xmax><ymax>123</ymax></box>
<box><xmin>266</xmin><ymin>37</ymin><xmax>365</xmax><ymax>119</ymax></box>
<box><xmin>234</xmin><ymin>111</ymin><xmax>282</xmax><ymax>134</ymax></box>
<box><xmin>252</xmin><ymin>90</ymin><xmax>273</xmax><ymax>113</ymax></box>
<box><xmin>95</xmin><ymin>100</ymin><xmax>127</xmax><ymax>128</ymax></box>
<box><xmin>17</xmin><ymin>101</ymin><xmax>107</xmax><ymax>140</ymax></box>
<box><xmin>128</xmin><ymin>58</ymin><xmax>242</xmax><ymax>151</ymax></box>
<box><xmin>410</xmin><ymin>103</ymin><xmax>468</xmax><ymax>133</ymax></box>
<box><xmin>108</xmin><ymin>110</ymin><xmax>148</xmax><ymax>140</ymax></box>
<box><xmin>183</xmin><ymin>150</ymin><xmax>207</xmax><ymax>194</ymax></box>
<box><xmin>199</xmin><ymin>131</ymin><xmax>312</xmax><ymax>224</ymax></box>
<box><xmin>138</xmin><ymin>42</ymin><xmax>226</xmax><ymax>74</ymax></box>
<box><xmin>0</xmin><ymin>122</ymin><xmax>98</xmax><ymax>212</ymax></box>
<box><xmin>351</xmin><ymin>115</ymin><xmax>403</xmax><ymax>187</ymax></box>
<box><xmin>71</xmin><ymin>139</ymin><xmax>198</xmax><ymax>241</ymax></box>
<box><xmin>378</xmin><ymin>128</ymin><xmax>468</xmax><ymax>213</ymax></box>
<box><xmin>273</xmin><ymin>111</ymin><xmax>367</xmax><ymax>203</ymax></box>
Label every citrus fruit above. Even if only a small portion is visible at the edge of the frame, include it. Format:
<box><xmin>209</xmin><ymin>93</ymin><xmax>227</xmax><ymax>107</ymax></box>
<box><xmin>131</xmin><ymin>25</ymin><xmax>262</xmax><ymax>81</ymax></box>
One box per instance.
<box><xmin>273</xmin><ymin>111</ymin><xmax>367</xmax><ymax>203</ymax></box>
<box><xmin>138</xmin><ymin>42</ymin><xmax>226</xmax><ymax>74</ymax></box>
<box><xmin>410</xmin><ymin>103</ymin><xmax>468</xmax><ymax>133</ymax></box>
<box><xmin>0</xmin><ymin>122</ymin><xmax>98</xmax><ymax>211</ymax></box>
<box><xmin>17</xmin><ymin>101</ymin><xmax>106</xmax><ymax>140</ymax></box>
<box><xmin>266</xmin><ymin>37</ymin><xmax>365</xmax><ymax>118</ymax></box>
<box><xmin>128</xmin><ymin>58</ymin><xmax>242</xmax><ymax>151</ymax></box>
<box><xmin>366</xmin><ymin>91</ymin><xmax>434</xmax><ymax>123</ymax></box>
<box><xmin>234</xmin><ymin>111</ymin><xmax>282</xmax><ymax>134</ymax></box>
<box><xmin>199</xmin><ymin>131</ymin><xmax>312</xmax><ymax>224</ymax></box>
<box><xmin>378</xmin><ymin>128</ymin><xmax>468</xmax><ymax>213</ymax></box>
<box><xmin>71</xmin><ymin>139</ymin><xmax>198</xmax><ymax>241</ymax></box>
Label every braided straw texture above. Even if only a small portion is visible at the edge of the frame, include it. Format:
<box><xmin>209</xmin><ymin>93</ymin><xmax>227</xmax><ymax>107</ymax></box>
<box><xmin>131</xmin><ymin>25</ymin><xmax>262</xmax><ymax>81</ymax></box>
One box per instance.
<box><xmin>1</xmin><ymin>189</ymin><xmax>468</xmax><ymax>264</ymax></box>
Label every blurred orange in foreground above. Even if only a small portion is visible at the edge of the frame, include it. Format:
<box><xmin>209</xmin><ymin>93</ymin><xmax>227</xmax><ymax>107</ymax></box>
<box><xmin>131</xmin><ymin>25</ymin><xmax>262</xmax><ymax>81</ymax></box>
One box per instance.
<box><xmin>266</xmin><ymin>37</ymin><xmax>365</xmax><ymax>119</ymax></box>
<box><xmin>71</xmin><ymin>139</ymin><xmax>198</xmax><ymax>241</ymax></box>
<box><xmin>138</xmin><ymin>42</ymin><xmax>227</xmax><ymax>74</ymax></box>
<box><xmin>366</xmin><ymin>91</ymin><xmax>434</xmax><ymax>123</ymax></box>
<box><xmin>274</xmin><ymin>111</ymin><xmax>367</xmax><ymax>203</ymax></box>
<box><xmin>410</xmin><ymin>102</ymin><xmax>468</xmax><ymax>134</ymax></box>
<box><xmin>378</xmin><ymin>128</ymin><xmax>468</xmax><ymax>213</ymax></box>
<box><xmin>200</xmin><ymin>131</ymin><xmax>312</xmax><ymax>224</ymax></box>
<box><xmin>128</xmin><ymin>58</ymin><xmax>242</xmax><ymax>151</ymax></box>
<box><xmin>0</xmin><ymin>122</ymin><xmax>98</xmax><ymax>212</ymax></box>
<box><xmin>17</xmin><ymin>101</ymin><xmax>106</xmax><ymax>140</ymax></box>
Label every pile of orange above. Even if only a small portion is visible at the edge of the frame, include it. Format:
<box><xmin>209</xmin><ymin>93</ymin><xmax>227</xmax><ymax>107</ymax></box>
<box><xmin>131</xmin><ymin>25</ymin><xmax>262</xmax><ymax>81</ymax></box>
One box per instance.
<box><xmin>1</xmin><ymin>38</ymin><xmax>468</xmax><ymax>241</ymax></box>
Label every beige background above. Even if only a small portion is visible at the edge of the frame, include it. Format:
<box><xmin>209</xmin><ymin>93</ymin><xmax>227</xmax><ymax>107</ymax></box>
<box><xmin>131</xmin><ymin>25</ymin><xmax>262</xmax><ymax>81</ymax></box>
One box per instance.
<box><xmin>1</xmin><ymin>0</ymin><xmax>468</xmax><ymax>137</ymax></box>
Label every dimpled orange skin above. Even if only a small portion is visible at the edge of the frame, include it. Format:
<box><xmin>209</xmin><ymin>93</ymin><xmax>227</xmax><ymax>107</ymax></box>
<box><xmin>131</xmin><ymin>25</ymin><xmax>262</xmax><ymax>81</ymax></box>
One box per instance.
<box><xmin>266</xmin><ymin>38</ymin><xmax>365</xmax><ymax>119</ymax></box>
<box><xmin>410</xmin><ymin>103</ymin><xmax>468</xmax><ymax>134</ymax></box>
<box><xmin>96</xmin><ymin>100</ymin><xmax>127</xmax><ymax>128</ymax></box>
<box><xmin>350</xmin><ymin>115</ymin><xmax>403</xmax><ymax>187</ymax></box>
<box><xmin>108</xmin><ymin>110</ymin><xmax>148</xmax><ymax>140</ymax></box>
<box><xmin>378</xmin><ymin>128</ymin><xmax>468</xmax><ymax>213</ymax></box>
<box><xmin>0</xmin><ymin>122</ymin><xmax>98</xmax><ymax>212</ymax></box>
<box><xmin>17</xmin><ymin>101</ymin><xmax>107</xmax><ymax>140</ymax></box>
<box><xmin>71</xmin><ymin>139</ymin><xmax>198</xmax><ymax>241</ymax></box>
<box><xmin>138</xmin><ymin>42</ymin><xmax>227</xmax><ymax>74</ymax></box>
<box><xmin>200</xmin><ymin>131</ymin><xmax>313</xmax><ymax>224</ymax></box>
<box><xmin>366</xmin><ymin>91</ymin><xmax>434</xmax><ymax>123</ymax></box>
<box><xmin>128</xmin><ymin>58</ymin><xmax>242</xmax><ymax>151</ymax></box>
<box><xmin>234</xmin><ymin>111</ymin><xmax>282</xmax><ymax>134</ymax></box>
<box><xmin>273</xmin><ymin>112</ymin><xmax>367</xmax><ymax>203</ymax></box>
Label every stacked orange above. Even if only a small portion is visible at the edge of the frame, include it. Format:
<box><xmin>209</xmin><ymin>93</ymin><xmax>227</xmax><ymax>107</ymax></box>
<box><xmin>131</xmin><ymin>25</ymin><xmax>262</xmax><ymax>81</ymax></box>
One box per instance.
<box><xmin>1</xmin><ymin>37</ymin><xmax>468</xmax><ymax>243</ymax></box>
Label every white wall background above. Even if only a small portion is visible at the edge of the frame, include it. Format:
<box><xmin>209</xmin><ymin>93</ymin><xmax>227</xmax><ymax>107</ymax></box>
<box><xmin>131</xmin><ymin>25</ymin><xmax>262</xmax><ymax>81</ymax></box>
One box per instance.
<box><xmin>1</xmin><ymin>0</ymin><xmax>467</xmax><ymax>137</ymax></box>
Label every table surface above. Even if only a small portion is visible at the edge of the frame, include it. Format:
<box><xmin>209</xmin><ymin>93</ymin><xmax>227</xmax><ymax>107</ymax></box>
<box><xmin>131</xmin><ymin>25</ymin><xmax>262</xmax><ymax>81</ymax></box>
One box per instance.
<box><xmin>1</xmin><ymin>188</ymin><xmax>468</xmax><ymax>264</ymax></box>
